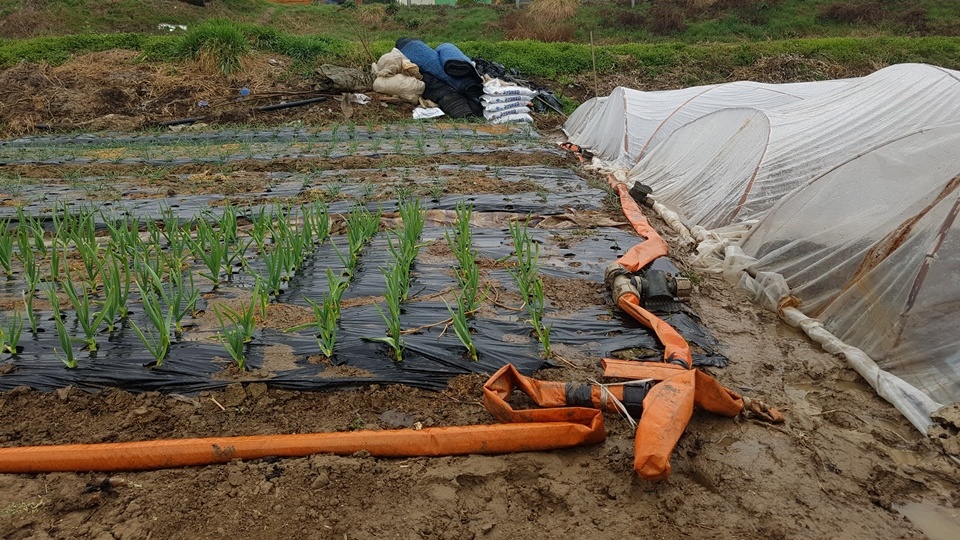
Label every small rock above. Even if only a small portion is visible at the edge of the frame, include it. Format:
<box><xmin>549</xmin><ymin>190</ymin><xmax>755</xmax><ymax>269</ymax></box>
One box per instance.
<box><xmin>310</xmin><ymin>471</ymin><xmax>329</xmax><ymax>489</ymax></box>
<box><xmin>227</xmin><ymin>470</ymin><xmax>245</xmax><ymax>488</ymax></box>
<box><xmin>222</xmin><ymin>383</ymin><xmax>246</xmax><ymax>408</ymax></box>
<box><xmin>247</xmin><ymin>382</ymin><xmax>268</xmax><ymax>399</ymax></box>
<box><xmin>56</xmin><ymin>386</ymin><xmax>72</xmax><ymax>401</ymax></box>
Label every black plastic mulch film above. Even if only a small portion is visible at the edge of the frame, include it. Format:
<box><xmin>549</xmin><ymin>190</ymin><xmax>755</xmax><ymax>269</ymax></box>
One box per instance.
<box><xmin>0</xmin><ymin>126</ymin><xmax>727</xmax><ymax>394</ymax></box>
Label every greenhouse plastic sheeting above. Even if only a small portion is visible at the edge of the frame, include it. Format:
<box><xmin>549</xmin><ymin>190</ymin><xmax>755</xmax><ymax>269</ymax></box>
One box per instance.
<box><xmin>728</xmin><ymin>122</ymin><xmax>960</xmax><ymax>429</ymax></box>
<box><xmin>565</xmin><ymin>64</ymin><xmax>960</xmax><ymax>430</ymax></box>
<box><xmin>562</xmin><ymin>79</ymin><xmax>852</xmax><ymax>168</ymax></box>
<box><xmin>626</xmin><ymin>64</ymin><xmax>960</xmax><ymax>229</ymax></box>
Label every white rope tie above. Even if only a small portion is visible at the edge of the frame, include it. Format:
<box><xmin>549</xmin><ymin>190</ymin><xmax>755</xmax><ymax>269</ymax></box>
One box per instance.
<box><xmin>587</xmin><ymin>378</ymin><xmax>653</xmax><ymax>430</ymax></box>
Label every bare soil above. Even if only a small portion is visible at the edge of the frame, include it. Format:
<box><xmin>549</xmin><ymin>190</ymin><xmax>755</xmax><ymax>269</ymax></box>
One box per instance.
<box><xmin>0</xmin><ymin>50</ymin><xmax>958</xmax><ymax>540</ymax></box>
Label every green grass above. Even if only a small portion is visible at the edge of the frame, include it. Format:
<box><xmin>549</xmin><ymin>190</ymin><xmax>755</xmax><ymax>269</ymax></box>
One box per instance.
<box><xmin>4</xmin><ymin>1</ymin><xmax>958</xmax><ymax>42</ymax></box>
<box><xmin>6</xmin><ymin>27</ymin><xmax>956</xmax><ymax>79</ymax></box>
<box><xmin>178</xmin><ymin>19</ymin><xmax>250</xmax><ymax>74</ymax></box>
<box><xmin>0</xmin><ymin>34</ymin><xmax>148</xmax><ymax>66</ymax></box>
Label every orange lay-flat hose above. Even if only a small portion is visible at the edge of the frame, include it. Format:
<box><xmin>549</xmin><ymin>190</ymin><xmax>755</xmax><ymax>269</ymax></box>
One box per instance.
<box><xmin>602</xmin><ymin>176</ymin><xmax>751</xmax><ymax>480</ymax></box>
<box><xmin>602</xmin><ymin>358</ymin><xmax>744</xmax><ymax>417</ymax></box>
<box><xmin>602</xmin><ymin>358</ymin><xmax>744</xmax><ymax>480</ymax></box>
<box><xmin>605</xmin><ymin>179</ymin><xmax>693</xmax><ymax>367</ymax></box>
<box><xmin>610</xmin><ymin>181</ymin><xmax>669</xmax><ymax>273</ymax></box>
<box><xmin>0</xmin><ymin>365</ymin><xmax>606</xmax><ymax>474</ymax></box>
<box><xmin>0</xmin><ymin>423</ymin><xmax>598</xmax><ymax>474</ymax></box>
<box><xmin>617</xmin><ymin>292</ymin><xmax>693</xmax><ymax>368</ymax></box>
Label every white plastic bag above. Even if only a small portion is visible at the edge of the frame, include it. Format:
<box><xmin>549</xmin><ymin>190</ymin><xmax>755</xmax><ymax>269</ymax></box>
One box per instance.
<box><xmin>413</xmin><ymin>107</ymin><xmax>445</xmax><ymax>120</ymax></box>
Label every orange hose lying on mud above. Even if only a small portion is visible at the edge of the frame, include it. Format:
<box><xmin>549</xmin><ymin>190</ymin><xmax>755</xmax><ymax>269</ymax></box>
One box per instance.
<box><xmin>616</xmin><ymin>291</ymin><xmax>692</xmax><ymax>368</ymax></box>
<box><xmin>600</xmin><ymin>176</ymin><xmax>766</xmax><ymax>480</ymax></box>
<box><xmin>606</xmin><ymin>179</ymin><xmax>692</xmax><ymax>366</ymax></box>
<box><xmin>0</xmin><ymin>361</ymin><xmax>747</xmax><ymax>479</ymax></box>
<box><xmin>611</xmin><ymin>181</ymin><xmax>669</xmax><ymax>273</ymax></box>
<box><xmin>0</xmin><ymin>365</ymin><xmax>605</xmax><ymax>474</ymax></box>
<box><xmin>602</xmin><ymin>358</ymin><xmax>744</xmax><ymax>480</ymax></box>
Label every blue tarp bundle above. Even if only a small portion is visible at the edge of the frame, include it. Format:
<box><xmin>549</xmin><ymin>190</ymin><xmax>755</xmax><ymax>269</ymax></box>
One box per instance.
<box><xmin>436</xmin><ymin>42</ymin><xmax>483</xmax><ymax>98</ymax></box>
<box><xmin>397</xmin><ymin>39</ymin><xmax>445</xmax><ymax>83</ymax></box>
<box><xmin>397</xmin><ymin>38</ymin><xmax>483</xmax><ymax>117</ymax></box>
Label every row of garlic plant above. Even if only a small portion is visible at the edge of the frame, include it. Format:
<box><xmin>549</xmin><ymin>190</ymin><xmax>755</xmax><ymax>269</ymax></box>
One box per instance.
<box><xmin>444</xmin><ymin>202</ymin><xmax>481</xmax><ymax>362</ymax></box>
<box><xmin>0</xmin><ymin>200</ymin><xmax>337</xmax><ymax>369</ymax></box>
<box><xmin>509</xmin><ymin>219</ymin><xmax>552</xmax><ymax>358</ymax></box>
<box><xmin>367</xmin><ymin>198</ymin><xmax>424</xmax><ymax>362</ymax></box>
<box><xmin>0</xmin><ymin>199</ymin><xmax>535</xmax><ymax>368</ymax></box>
<box><xmin>290</xmin><ymin>203</ymin><xmax>381</xmax><ymax>360</ymax></box>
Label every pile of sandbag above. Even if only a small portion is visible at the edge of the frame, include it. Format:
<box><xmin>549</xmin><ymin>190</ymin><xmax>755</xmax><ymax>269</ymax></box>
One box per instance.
<box><xmin>481</xmin><ymin>79</ymin><xmax>537</xmax><ymax>124</ymax></box>
<box><xmin>474</xmin><ymin>57</ymin><xmax>563</xmax><ymax>114</ymax></box>
<box><xmin>371</xmin><ymin>49</ymin><xmax>425</xmax><ymax>104</ymax></box>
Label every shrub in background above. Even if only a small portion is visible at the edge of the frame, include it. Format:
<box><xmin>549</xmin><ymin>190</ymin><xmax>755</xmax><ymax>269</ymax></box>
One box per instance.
<box><xmin>506</xmin><ymin>0</ymin><xmax>579</xmax><ymax>43</ymax></box>
<box><xmin>177</xmin><ymin>19</ymin><xmax>250</xmax><ymax>74</ymax></box>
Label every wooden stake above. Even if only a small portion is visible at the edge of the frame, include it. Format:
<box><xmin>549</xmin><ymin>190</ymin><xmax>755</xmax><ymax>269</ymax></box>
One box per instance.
<box><xmin>590</xmin><ymin>31</ymin><xmax>598</xmax><ymax>98</ymax></box>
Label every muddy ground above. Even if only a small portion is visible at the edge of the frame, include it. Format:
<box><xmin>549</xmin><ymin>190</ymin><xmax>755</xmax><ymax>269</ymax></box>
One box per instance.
<box><xmin>0</xmin><ymin>51</ymin><xmax>959</xmax><ymax>540</ymax></box>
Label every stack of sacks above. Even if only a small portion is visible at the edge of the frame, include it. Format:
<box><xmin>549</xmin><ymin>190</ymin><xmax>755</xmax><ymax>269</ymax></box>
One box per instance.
<box><xmin>371</xmin><ymin>48</ymin><xmax>425</xmax><ymax>104</ymax></box>
<box><xmin>396</xmin><ymin>38</ymin><xmax>483</xmax><ymax>118</ymax></box>
<box><xmin>482</xmin><ymin>79</ymin><xmax>537</xmax><ymax>124</ymax></box>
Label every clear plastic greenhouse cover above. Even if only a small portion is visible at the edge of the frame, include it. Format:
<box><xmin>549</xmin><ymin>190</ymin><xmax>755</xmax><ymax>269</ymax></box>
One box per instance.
<box><xmin>562</xmin><ymin>78</ymin><xmax>854</xmax><ymax>169</ymax></box>
<box><xmin>566</xmin><ymin>64</ymin><xmax>960</xmax><ymax>431</ymax></box>
<box><xmin>731</xmin><ymin>122</ymin><xmax>960</xmax><ymax>431</ymax></box>
<box><xmin>626</xmin><ymin>64</ymin><xmax>960</xmax><ymax>229</ymax></box>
